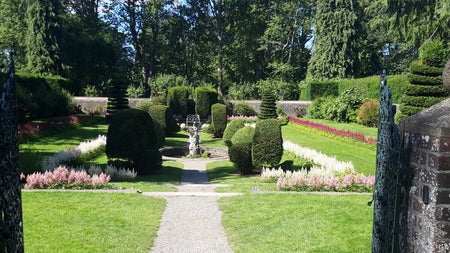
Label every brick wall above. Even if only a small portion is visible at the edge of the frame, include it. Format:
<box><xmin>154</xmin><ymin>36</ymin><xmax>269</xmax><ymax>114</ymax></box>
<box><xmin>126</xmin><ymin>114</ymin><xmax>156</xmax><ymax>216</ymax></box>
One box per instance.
<box><xmin>399</xmin><ymin>98</ymin><xmax>450</xmax><ymax>252</ymax></box>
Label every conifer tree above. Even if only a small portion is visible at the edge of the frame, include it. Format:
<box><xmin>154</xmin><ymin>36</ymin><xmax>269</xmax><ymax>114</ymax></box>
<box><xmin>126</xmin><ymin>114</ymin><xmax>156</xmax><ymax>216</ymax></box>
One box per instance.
<box><xmin>307</xmin><ymin>0</ymin><xmax>363</xmax><ymax>80</ymax></box>
<box><xmin>258</xmin><ymin>90</ymin><xmax>277</xmax><ymax>120</ymax></box>
<box><xmin>25</xmin><ymin>0</ymin><xmax>61</xmax><ymax>75</ymax></box>
<box><xmin>106</xmin><ymin>79</ymin><xmax>130</xmax><ymax>118</ymax></box>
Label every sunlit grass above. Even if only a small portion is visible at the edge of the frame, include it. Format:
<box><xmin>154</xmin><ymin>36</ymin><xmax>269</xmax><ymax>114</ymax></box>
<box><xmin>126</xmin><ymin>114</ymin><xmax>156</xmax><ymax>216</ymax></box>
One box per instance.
<box><xmin>303</xmin><ymin>118</ymin><xmax>378</xmax><ymax>139</ymax></box>
<box><xmin>23</xmin><ymin>191</ymin><xmax>166</xmax><ymax>253</ymax></box>
<box><xmin>219</xmin><ymin>193</ymin><xmax>373</xmax><ymax>253</ymax></box>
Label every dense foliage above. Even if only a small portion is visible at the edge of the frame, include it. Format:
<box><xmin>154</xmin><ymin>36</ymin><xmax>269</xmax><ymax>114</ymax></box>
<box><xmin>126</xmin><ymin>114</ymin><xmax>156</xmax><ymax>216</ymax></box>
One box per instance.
<box><xmin>106</xmin><ymin>109</ymin><xmax>161</xmax><ymax>175</ymax></box>
<box><xmin>258</xmin><ymin>90</ymin><xmax>277</xmax><ymax>120</ymax></box>
<box><xmin>228</xmin><ymin>126</ymin><xmax>256</xmax><ymax>175</ymax></box>
<box><xmin>223</xmin><ymin>119</ymin><xmax>245</xmax><ymax>145</ymax></box>
<box><xmin>1</xmin><ymin>0</ymin><xmax>447</xmax><ymax>100</ymax></box>
<box><xmin>148</xmin><ymin>105</ymin><xmax>180</xmax><ymax>137</ymax></box>
<box><xmin>167</xmin><ymin>86</ymin><xmax>190</xmax><ymax>116</ymax></box>
<box><xmin>194</xmin><ymin>86</ymin><xmax>218</xmax><ymax>118</ymax></box>
<box><xmin>106</xmin><ymin>79</ymin><xmax>129</xmax><ymax>117</ymax></box>
<box><xmin>252</xmin><ymin>119</ymin><xmax>283</xmax><ymax>168</ymax></box>
<box><xmin>211</xmin><ymin>103</ymin><xmax>227</xmax><ymax>138</ymax></box>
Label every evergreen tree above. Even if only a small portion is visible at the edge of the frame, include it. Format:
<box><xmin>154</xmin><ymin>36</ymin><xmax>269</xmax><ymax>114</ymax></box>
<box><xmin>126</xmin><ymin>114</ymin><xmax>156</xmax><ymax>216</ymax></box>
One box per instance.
<box><xmin>106</xmin><ymin>78</ymin><xmax>130</xmax><ymax>118</ymax></box>
<box><xmin>258</xmin><ymin>90</ymin><xmax>277</xmax><ymax>120</ymax></box>
<box><xmin>25</xmin><ymin>0</ymin><xmax>62</xmax><ymax>75</ymax></box>
<box><xmin>307</xmin><ymin>0</ymin><xmax>363</xmax><ymax>80</ymax></box>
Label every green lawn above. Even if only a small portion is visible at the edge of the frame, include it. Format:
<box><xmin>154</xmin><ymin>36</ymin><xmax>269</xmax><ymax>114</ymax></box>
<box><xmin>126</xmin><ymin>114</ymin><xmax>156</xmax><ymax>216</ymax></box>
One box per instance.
<box><xmin>303</xmin><ymin>118</ymin><xmax>378</xmax><ymax>139</ymax></box>
<box><xmin>23</xmin><ymin>191</ymin><xmax>165</xmax><ymax>253</ymax></box>
<box><xmin>219</xmin><ymin>193</ymin><xmax>373</xmax><ymax>253</ymax></box>
<box><xmin>282</xmin><ymin>123</ymin><xmax>376</xmax><ymax>175</ymax></box>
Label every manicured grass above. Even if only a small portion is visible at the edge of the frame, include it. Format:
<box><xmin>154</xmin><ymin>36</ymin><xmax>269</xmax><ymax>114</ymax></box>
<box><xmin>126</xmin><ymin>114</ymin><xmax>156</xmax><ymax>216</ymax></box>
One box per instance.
<box><xmin>207</xmin><ymin>160</ymin><xmax>276</xmax><ymax>192</ymax></box>
<box><xmin>304</xmin><ymin>118</ymin><xmax>378</xmax><ymax>139</ymax></box>
<box><xmin>282</xmin><ymin>123</ymin><xmax>376</xmax><ymax>175</ymax></box>
<box><xmin>23</xmin><ymin>191</ymin><xmax>166</xmax><ymax>253</ymax></box>
<box><xmin>20</xmin><ymin>124</ymin><xmax>109</xmax><ymax>173</ymax></box>
<box><xmin>111</xmin><ymin>160</ymin><xmax>183</xmax><ymax>192</ymax></box>
<box><xmin>219</xmin><ymin>193</ymin><xmax>373</xmax><ymax>253</ymax></box>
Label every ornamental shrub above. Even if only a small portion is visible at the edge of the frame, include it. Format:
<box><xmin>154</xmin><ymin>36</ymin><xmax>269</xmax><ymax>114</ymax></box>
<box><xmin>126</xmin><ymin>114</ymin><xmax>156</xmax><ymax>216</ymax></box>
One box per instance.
<box><xmin>357</xmin><ymin>99</ymin><xmax>379</xmax><ymax>127</ymax></box>
<box><xmin>194</xmin><ymin>86</ymin><xmax>218</xmax><ymax>118</ymax></box>
<box><xmin>418</xmin><ymin>39</ymin><xmax>449</xmax><ymax>68</ymax></box>
<box><xmin>300</xmin><ymin>80</ymin><xmax>339</xmax><ymax>100</ymax></box>
<box><xmin>231</xmin><ymin>126</ymin><xmax>255</xmax><ymax>145</ymax></box>
<box><xmin>148</xmin><ymin>105</ymin><xmax>180</xmax><ymax>136</ymax></box>
<box><xmin>252</xmin><ymin>119</ymin><xmax>283</xmax><ymax>168</ymax></box>
<box><xmin>228</xmin><ymin>142</ymin><xmax>254</xmax><ymax>175</ymax></box>
<box><xmin>211</xmin><ymin>103</ymin><xmax>227</xmax><ymax>138</ymax></box>
<box><xmin>232</xmin><ymin>101</ymin><xmax>256</xmax><ymax>116</ymax></box>
<box><xmin>106</xmin><ymin>78</ymin><xmax>129</xmax><ymax>117</ymax></box>
<box><xmin>167</xmin><ymin>86</ymin><xmax>190</xmax><ymax>116</ymax></box>
<box><xmin>258</xmin><ymin>90</ymin><xmax>277</xmax><ymax>120</ymax></box>
<box><xmin>106</xmin><ymin>108</ymin><xmax>161</xmax><ymax>175</ymax></box>
<box><xmin>223</xmin><ymin>119</ymin><xmax>245</xmax><ymax>145</ymax></box>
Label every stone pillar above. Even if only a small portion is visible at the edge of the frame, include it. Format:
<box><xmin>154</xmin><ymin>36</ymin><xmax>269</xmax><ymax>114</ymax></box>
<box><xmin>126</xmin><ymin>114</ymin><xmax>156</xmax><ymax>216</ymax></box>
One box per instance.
<box><xmin>399</xmin><ymin>98</ymin><xmax>450</xmax><ymax>252</ymax></box>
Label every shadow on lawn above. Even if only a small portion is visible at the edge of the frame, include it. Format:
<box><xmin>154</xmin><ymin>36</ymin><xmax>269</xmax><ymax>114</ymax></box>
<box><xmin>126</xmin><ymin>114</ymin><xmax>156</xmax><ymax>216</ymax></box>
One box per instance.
<box><xmin>130</xmin><ymin>164</ymin><xmax>183</xmax><ymax>185</ymax></box>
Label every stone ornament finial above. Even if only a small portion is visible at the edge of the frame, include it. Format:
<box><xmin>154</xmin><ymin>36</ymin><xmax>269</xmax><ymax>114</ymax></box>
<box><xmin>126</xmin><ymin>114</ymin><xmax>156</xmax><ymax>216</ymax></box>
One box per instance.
<box><xmin>443</xmin><ymin>59</ymin><xmax>450</xmax><ymax>93</ymax></box>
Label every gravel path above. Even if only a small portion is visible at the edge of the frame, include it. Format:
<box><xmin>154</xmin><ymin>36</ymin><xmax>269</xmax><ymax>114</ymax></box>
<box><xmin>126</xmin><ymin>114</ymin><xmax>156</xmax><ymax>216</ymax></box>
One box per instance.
<box><xmin>146</xmin><ymin>158</ymin><xmax>240</xmax><ymax>253</ymax></box>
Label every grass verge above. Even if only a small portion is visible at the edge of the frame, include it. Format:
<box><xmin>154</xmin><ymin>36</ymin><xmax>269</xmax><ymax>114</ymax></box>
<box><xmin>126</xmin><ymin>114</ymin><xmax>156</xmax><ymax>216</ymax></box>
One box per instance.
<box><xmin>23</xmin><ymin>191</ymin><xmax>165</xmax><ymax>253</ymax></box>
<box><xmin>219</xmin><ymin>193</ymin><xmax>373</xmax><ymax>253</ymax></box>
<box><xmin>282</xmin><ymin>123</ymin><xmax>376</xmax><ymax>175</ymax></box>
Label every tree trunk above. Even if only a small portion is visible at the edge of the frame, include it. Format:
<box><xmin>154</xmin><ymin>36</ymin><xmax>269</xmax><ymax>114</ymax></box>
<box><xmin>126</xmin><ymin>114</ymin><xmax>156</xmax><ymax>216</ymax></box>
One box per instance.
<box><xmin>0</xmin><ymin>51</ymin><xmax>24</xmax><ymax>253</ymax></box>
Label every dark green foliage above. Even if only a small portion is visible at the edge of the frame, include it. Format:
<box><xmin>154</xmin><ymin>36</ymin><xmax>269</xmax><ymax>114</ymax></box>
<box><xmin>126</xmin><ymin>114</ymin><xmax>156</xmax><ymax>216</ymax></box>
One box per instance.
<box><xmin>106</xmin><ymin>79</ymin><xmax>129</xmax><ymax>117</ymax></box>
<box><xmin>135</xmin><ymin>100</ymin><xmax>153</xmax><ymax>112</ymax></box>
<box><xmin>211</xmin><ymin>103</ymin><xmax>227</xmax><ymax>138</ymax></box>
<box><xmin>258</xmin><ymin>90</ymin><xmax>277</xmax><ymax>120</ymax></box>
<box><xmin>400</xmin><ymin>58</ymin><xmax>448</xmax><ymax>117</ymax></box>
<box><xmin>223</xmin><ymin>119</ymin><xmax>245</xmax><ymax>144</ymax></box>
<box><xmin>148</xmin><ymin>105</ymin><xmax>180</xmax><ymax>136</ymax></box>
<box><xmin>306</xmin><ymin>0</ymin><xmax>363</xmax><ymax>79</ymax></box>
<box><xmin>257</xmin><ymin>79</ymin><xmax>300</xmax><ymax>100</ymax></box>
<box><xmin>13</xmin><ymin>72</ymin><xmax>74</xmax><ymax>122</ymax></box>
<box><xmin>231</xmin><ymin>126</ymin><xmax>255</xmax><ymax>145</ymax></box>
<box><xmin>228</xmin><ymin>142</ymin><xmax>254</xmax><ymax>175</ymax></box>
<box><xmin>194</xmin><ymin>86</ymin><xmax>218</xmax><ymax>118</ymax></box>
<box><xmin>227</xmin><ymin>82</ymin><xmax>259</xmax><ymax>100</ymax></box>
<box><xmin>252</xmin><ymin>119</ymin><xmax>283</xmax><ymax>168</ymax></box>
<box><xmin>151</xmin><ymin>74</ymin><xmax>188</xmax><ymax>99</ymax></box>
<box><xmin>418</xmin><ymin>40</ymin><xmax>449</xmax><ymax>68</ymax></box>
<box><xmin>167</xmin><ymin>86</ymin><xmax>190</xmax><ymax>116</ymax></box>
<box><xmin>405</xmin><ymin>85</ymin><xmax>448</xmax><ymax>96</ymax></box>
<box><xmin>232</xmin><ymin>101</ymin><xmax>256</xmax><ymax>116</ymax></box>
<box><xmin>152</xmin><ymin>120</ymin><xmax>165</xmax><ymax>149</ymax></box>
<box><xmin>410</xmin><ymin>61</ymin><xmax>443</xmax><ymax>76</ymax></box>
<box><xmin>106</xmin><ymin>109</ymin><xmax>161</xmax><ymax>175</ymax></box>
<box><xmin>300</xmin><ymin>81</ymin><xmax>339</xmax><ymax>100</ymax></box>
<box><xmin>407</xmin><ymin>73</ymin><xmax>443</xmax><ymax>85</ymax></box>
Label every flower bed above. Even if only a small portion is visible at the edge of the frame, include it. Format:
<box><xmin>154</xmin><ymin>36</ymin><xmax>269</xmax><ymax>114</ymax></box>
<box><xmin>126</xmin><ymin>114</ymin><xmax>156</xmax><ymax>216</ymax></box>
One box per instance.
<box><xmin>261</xmin><ymin>141</ymin><xmax>375</xmax><ymax>192</ymax></box>
<box><xmin>287</xmin><ymin>116</ymin><xmax>377</xmax><ymax>144</ymax></box>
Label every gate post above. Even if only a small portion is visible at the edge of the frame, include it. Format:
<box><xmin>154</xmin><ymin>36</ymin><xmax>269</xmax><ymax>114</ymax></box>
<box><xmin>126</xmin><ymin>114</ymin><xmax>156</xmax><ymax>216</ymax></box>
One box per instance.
<box><xmin>0</xmin><ymin>50</ymin><xmax>24</xmax><ymax>252</ymax></box>
<box><xmin>372</xmin><ymin>71</ymin><xmax>401</xmax><ymax>252</ymax></box>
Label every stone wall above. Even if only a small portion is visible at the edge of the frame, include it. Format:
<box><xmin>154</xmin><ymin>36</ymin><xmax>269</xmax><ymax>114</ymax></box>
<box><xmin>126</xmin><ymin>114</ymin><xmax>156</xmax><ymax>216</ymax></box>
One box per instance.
<box><xmin>399</xmin><ymin>98</ymin><xmax>450</xmax><ymax>252</ymax></box>
<box><xmin>72</xmin><ymin>97</ymin><xmax>311</xmax><ymax>117</ymax></box>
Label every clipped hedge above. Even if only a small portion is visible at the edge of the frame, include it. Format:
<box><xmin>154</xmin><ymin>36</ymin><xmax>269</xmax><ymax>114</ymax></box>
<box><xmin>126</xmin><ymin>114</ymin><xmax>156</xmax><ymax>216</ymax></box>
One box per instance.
<box><xmin>231</xmin><ymin>126</ymin><xmax>255</xmax><ymax>145</ymax></box>
<box><xmin>407</xmin><ymin>73</ymin><xmax>443</xmax><ymax>86</ymax></box>
<box><xmin>106</xmin><ymin>108</ymin><xmax>161</xmax><ymax>175</ymax></box>
<box><xmin>405</xmin><ymin>85</ymin><xmax>448</xmax><ymax>97</ymax></box>
<box><xmin>167</xmin><ymin>86</ymin><xmax>190</xmax><ymax>116</ymax></box>
<box><xmin>410</xmin><ymin>60</ymin><xmax>443</xmax><ymax>76</ymax></box>
<box><xmin>223</xmin><ymin>119</ymin><xmax>245</xmax><ymax>145</ymax></box>
<box><xmin>258</xmin><ymin>90</ymin><xmax>277</xmax><ymax>120</ymax></box>
<box><xmin>232</xmin><ymin>101</ymin><xmax>256</xmax><ymax>116</ymax></box>
<box><xmin>228</xmin><ymin>142</ymin><xmax>254</xmax><ymax>175</ymax></box>
<box><xmin>211</xmin><ymin>103</ymin><xmax>227</xmax><ymax>138</ymax></box>
<box><xmin>401</xmin><ymin>95</ymin><xmax>444</xmax><ymax>108</ymax></box>
<box><xmin>148</xmin><ymin>105</ymin><xmax>180</xmax><ymax>136</ymax></box>
<box><xmin>106</xmin><ymin>79</ymin><xmax>129</xmax><ymax>117</ymax></box>
<box><xmin>194</xmin><ymin>86</ymin><xmax>218</xmax><ymax>118</ymax></box>
<box><xmin>300</xmin><ymin>81</ymin><xmax>339</xmax><ymax>100</ymax></box>
<box><xmin>252</xmin><ymin>119</ymin><xmax>283</xmax><ymax>168</ymax></box>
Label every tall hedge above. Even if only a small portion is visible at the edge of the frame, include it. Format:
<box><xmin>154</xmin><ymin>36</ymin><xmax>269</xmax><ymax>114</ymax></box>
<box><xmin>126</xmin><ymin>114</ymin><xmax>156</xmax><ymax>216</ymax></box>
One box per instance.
<box><xmin>211</xmin><ymin>103</ymin><xmax>227</xmax><ymax>138</ymax></box>
<box><xmin>300</xmin><ymin>81</ymin><xmax>339</xmax><ymax>100</ymax></box>
<box><xmin>252</xmin><ymin>119</ymin><xmax>283</xmax><ymax>168</ymax></box>
<box><xmin>106</xmin><ymin>79</ymin><xmax>129</xmax><ymax>117</ymax></box>
<box><xmin>258</xmin><ymin>90</ymin><xmax>277</xmax><ymax>120</ymax></box>
<box><xmin>106</xmin><ymin>109</ymin><xmax>161</xmax><ymax>175</ymax></box>
<box><xmin>167</xmin><ymin>86</ymin><xmax>190</xmax><ymax>116</ymax></box>
<box><xmin>194</xmin><ymin>86</ymin><xmax>218</xmax><ymax>118</ymax></box>
<box><xmin>148</xmin><ymin>105</ymin><xmax>180</xmax><ymax>136</ymax></box>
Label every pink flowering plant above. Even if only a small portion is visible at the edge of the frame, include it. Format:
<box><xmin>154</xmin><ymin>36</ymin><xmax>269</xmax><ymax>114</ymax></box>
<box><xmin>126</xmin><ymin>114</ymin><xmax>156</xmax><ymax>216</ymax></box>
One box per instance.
<box><xmin>261</xmin><ymin>141</ymin><xmax>375</xmax><ymax>192</ymax></box>
<box><xmin>288</xmin><ymin>117</ymin><xmax>377</xmax><ymax>144</ymax></box>
<box><xmin>23</xmin><ymin>166</ymin><xmax>111</xmax><ymax>189</ymax></box>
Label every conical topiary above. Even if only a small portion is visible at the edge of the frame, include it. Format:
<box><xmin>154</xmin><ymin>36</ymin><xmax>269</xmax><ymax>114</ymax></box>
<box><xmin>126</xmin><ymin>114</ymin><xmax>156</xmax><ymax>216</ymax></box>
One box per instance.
<box><xmin>106</xmin><ymin>79</ymin><xmax>129</xmax><ymax>118</ymax></box>
<box><xmin>258</xmin><ymin>90</ymin><xmax>277</xmax><ymax>120</ymax></box>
